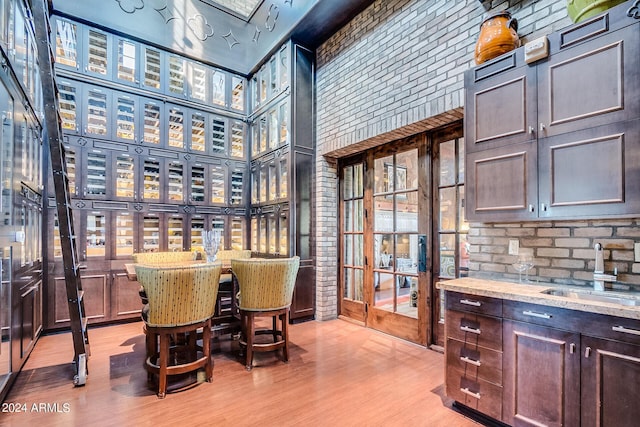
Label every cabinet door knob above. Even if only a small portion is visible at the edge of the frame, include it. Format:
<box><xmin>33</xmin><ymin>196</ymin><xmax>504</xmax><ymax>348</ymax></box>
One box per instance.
<box><xmin>528</xmin><ymin>204</ymin><xmax>535</xmax><ymax>212</ymax></box>
<box><xmin>528</xmin><ymin>126</ymin><xmax>535</xmax><ymax>134</ymax></box>
<box><xmin>585</xmin><ymin>346</ymin><xmax>592</xmax><ymax>358</ymax></box>
<box><xmin>541</xmin><ymin>203</ymin><xmax>547</xmax><ymax>212</ymax></box>
<box><xmin>570</xmin><ymin>343</ymin><xmax>576</xmax><ymax>354</ymax></box>
<box><xmin>539</xmin><ymin>123</ymin><xmax>546</xmax><ymax>132</ymax></box>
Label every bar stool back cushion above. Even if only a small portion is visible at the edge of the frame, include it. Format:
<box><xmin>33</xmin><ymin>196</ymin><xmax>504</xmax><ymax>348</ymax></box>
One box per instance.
<box><xmin>132</xmin><ymin>251</ymin><xmax>196</xmax><ymax>265</ymax></box>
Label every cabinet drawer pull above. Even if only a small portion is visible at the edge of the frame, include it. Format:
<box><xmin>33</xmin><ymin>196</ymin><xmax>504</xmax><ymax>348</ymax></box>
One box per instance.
<box><xmin>612</xmin><ymin>325</ymin><xmax>640</xmax><ymax>336</ymax></box>
<box><xmin>460</xmin><ymin>325</ymin><xmax>481</xmax><ymax>335</ymax></box>
<box><xmin>460</xmin><ymin>299</ymin><xmax>481</xmax><ymax>307</ymax></box>
<box><xmin>585</xmin><ymin>346</ymin><xmax>592</xmax><ymax>358</ymax></box>
<box><xmin>460</xmin><ymin>387</ymin><xmax>481</xmax><ymax>400</ymax></box>
<box><xmin>523</xmin><ymin>310</ymin><xmax>552</xmax><ymax>319</ymax></box>
<box><xmin>460</xmin><ymin>356</ymin><xmax>481</xmax><ymax>367</ymax></box>
<box><xmin>570</xmin><ymin>343</ymin><xmax>576</xmax><ymax>354</ymax></box>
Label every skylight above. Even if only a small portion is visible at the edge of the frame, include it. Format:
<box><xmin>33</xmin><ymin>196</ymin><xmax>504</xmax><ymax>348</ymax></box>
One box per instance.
<box><xmin>201</xmin><ymin>0</ymin><xmax>263</xmax><ymax>20</ymax></box>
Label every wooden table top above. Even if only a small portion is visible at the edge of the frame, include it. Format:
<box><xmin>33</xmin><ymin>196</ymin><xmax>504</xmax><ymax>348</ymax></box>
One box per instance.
<box><xmin>125</xmin><ymin>260</ymin><xmax>232</xmax><ymax>281</ymax></box>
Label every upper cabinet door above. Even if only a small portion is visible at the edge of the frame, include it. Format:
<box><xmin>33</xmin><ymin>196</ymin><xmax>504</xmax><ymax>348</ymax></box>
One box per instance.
<box><xmin>114</xmin><ymin>36</ymin><xmax>139</xmax><ymax>87</ymax></box>
<box><xmin>53</xmin><ymin>17</ymin><xmax>82</xmax><ymax>72</ymax></box>
<box><xmin>230</xmin><ymin>76</ymin><xmax>245</xmax><ymax>113</ymax></box>
<box><xmin>113</xmin><ymin>92</ymin><xmax>138</xmax><ymax>143</ymax></box>
<box><xmin>141</xmin><ymin>45</ymin><xmax>164</xmax><ymax>93</ymax></box>
<box><xmin>57</xmin><ymin>78</ymin><xmax>82</xmax><ymax>135</ymax></box>
<box><xmin>83</xmin><ymin>86</ymin><xmax>111</xmax><ymax>139</ymax></box>
<box><xmin>166</xmin><ymin>55</ymin><xmax>187</xmax><ymax>99</ymax></box>
<box><xmin>211</xmin><ymin>69</ymin><xmax>227</xmax><ymax>109</ymax></box>
<box><xmin>84</xmin><ymin>27</ymin><xmax>111</xmax><ymax>79</ymax></box>
<box><xmin>188</xmin><ymin>61</ymin><xmax>208</xmax><ymax>104</ymax></box>
<box><xmin>464</xmin><ymin>53</ymin><xmax>537</xmax><ymax>154</ymax></box>
<box><xmin>537</xmin><ymin>23</ymin><xmax>640</xmax><ymax>139</ymax></box>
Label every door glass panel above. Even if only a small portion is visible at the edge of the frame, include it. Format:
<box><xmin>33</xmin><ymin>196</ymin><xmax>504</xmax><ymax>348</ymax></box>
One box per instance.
<box><xmin>87</xmin><ymin>30</ymin><xmax>108</xmax><ymax>75</ymax></box>
<box><xmin>251</xmin><ymin>168</ymin><xmax>258</xmax><ymax>204</ymax></box>
<box><xmin>279</xmin><ymin>157</ymin><xmax>288</xmax><ymax>199</ymax></box>
<box><xmin>190</xmin><ymin>217</ymin><xmax>205</xmax><ymax>250</ymax></box>
<box><xmin>231</xmin><ymin>77</ymin><xmax>244</xmax><ymax>111</ymax></box>
<box><xmin>167</xmin><ymin>161</ymin><xmax>184</xmax><ymax>202</ymax></box>
<box><xmin>269</xmin><ymin>108</ymin><xmax>278</xmax><ymax>149</ymax></box>
<box><xmin>259</xmin><ymin>116</ymin><xmax>267</xmax><ymax>153</ymax></box>
<box><xmin>86</xmin><ymin>89</ymin><xmax>108</xmax><ymax>136</ymax></box>
<box><xmin>279</xmin><ymin>214</ymin><xmax>288</xmax><ymax>256</ymax></box>
<box><xmin>440</xmin><ymin>187</ymin><xmax>456</xmax><ymax>232</ymax></box>
<box><xmin>268</xmin><ymin>162</ymin><xmax>276</xmax><ymax>201</ymax></box>
<box><xmin>279</xmin><ymin>102</ymin><xmax>288</xmax><ymax>144</ymax></box>
<box><xmin>211</xmin><ymin>70</ymin><xmax>226</xmax><ymax>107</ymax></box>
<box><xmin>115</xmin><ymin>212</ymin><xmax>134</xmax><ymax>256</ymax></box>
<box><xmin>250</xmin><ymin>217</ymin><xmax>258</xmax><ymax>252</ymax></box>
<box><xmin>64</xmin><ymin>146</ymin><xmax>76</xmax><ymax>196</ymax></box>
<box><xmin>440</xmin><ymin>140</ymin><xmax>455</xmax><ymax>187</ymax></box>
<box><xmin>143</xmin><ymin>100</ymin><xmax>161</xmax><ymax>144</ymax></box>
<box><xmin>168</xmin><ymin>107</ymin><xmax>184</xmax><ymax>149</ymax></box>
<box><xmin>190</xmin><ymin>112</ymin><xmax>206</xmax><ymax>152</ymax></box>
<box><xmin>259</xmin><ymin>163</ymin><xmax>267</xmax><ymax>203</ymax></box>
<box><xmin>268</xmin><ymin>215</ymin><xmax>277</xmax><ymax>254</ymax></box>
<box><xmin>86</xmin><ymin>212</ymin><xmax>106</xmax><ymax>257</ymax></box>
<box><xmin>251</xmin><ymin>125</ymin><xmax>259</xmax><ymax>157</ymax></box>
<box><xmin>211</xmin><ymin>117</ymin><xmax>225</xmax><ymax>155</ymax></box>
<box><xmin>143</xmin><ymin>47</ymin><xmax>161</xmax><ymax>89</ymax></box>
<box><xmin>259</xmin><ymin>216</ymin><xmax>267</xmax><ymax>253</ymax></box>
<box><xmin>86</xmin><ymin>151</ymin><xmax>107</xmax><ymax>196</ymax></box>
<box><xmin>143</xmin><ymin>159</ymin><xmax>160</xmax><ymax>200</ymax></box>
<box><xmin>259</xmin><ymin>67</ymin><xmax>267</xmax><ymax>103</ymax></box>
<box><xmin>230</xmin><ymin>121</ymin><xmax>244</xmax><ymax>158</ymax></box>
<box><xmin>55</xmin><ymin>19</ymin><xmax>78</xmax><ymax>68</ymax></box>
<box><xmin>210</xmin><ymin>165</ymin><xmax>225</xmax><ymax>204</ymax></box>
<box><xmin>117</xmin><ymin>39</ymin><xmax>136</xmax><ymax>83</ymax></box>
<box><xmin>279</xmin><ymin>45</ymin><xmax>288</xmax><ymax>91</ymax></box>
<box><xmin>168</xmin><ymin>56</ymin><xmax>185</xmax><ymax>96</ymax></box>
<box><xmin>231</xmin><ymin>218</ymin><xmax>243</xmax><ymax>250</ymax></box>
<box><xmin>342</xmin><ymin>163</ymin><xmax>364</xmax><ymax>303</ymax></box>
<box><xmin>143</xmin><ymin>215</ymin><xmax>160</xmax><ymax>252</ymax></box>
<box><xmin>115</xmin><ymin>154</ymin><xmax>134</xmax><ymax>198</ymax></box>
<box><xmin>190</xmin><ymin>63</ymin><xmax>207</xmax><ymax>101</ymax></box>
<box><xmin>58</xmin><ymin>81</ymin><xmax>78</xmax><ymax>132</ymax></box>
<box><xmin>269</xmin><ymin>57</ymin><xmax>277</xmax><ymax>94</ymax></box>
<box><xmin>167</xmin><ymin>216</ymin><xmax>183</xmax><ymax>252</ymax></box>
<box><xmin>190</xmin><ymin>165</ymin><xmax>205</xmax><ymax>202</ymax></box>
<box><xmin>211</xmin><ymin>217</ymin><xmax>225</xmax><ymax>249</ymax></box>
<box><xmin>115</xmin><ymin>95</ymin><xmax>135</xmax><ymax>141</ymax></box>
<box><xmin>231</xmin><ymin>170</ymin><xmax>243</xmax><ymax>205</ymax></box>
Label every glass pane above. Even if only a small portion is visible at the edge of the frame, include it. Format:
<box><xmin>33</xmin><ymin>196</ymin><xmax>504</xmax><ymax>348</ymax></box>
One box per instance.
<box><xmin>190</xmin><ymin>63</ymin><xmax>207</xmax><ymax>101</ymax></box>
<box><xmin>440</xmin><ymin>234</ymin><xmax>456</xmax><ymax>278</ymax></box>
<box><xmin>343</xmin><ymin>268</ymin><xmax>352</xmax><ymax>299</ymax></box>
<box><xmin>168</xmin><ymin>216</ymin><xmax>183</xmax><ymax>251</ymax></box>
<box><xmin>343</xmin><ymin>234</ymin><xmax>352</xmax><ymax>265</ymax></box>
<box><xmin>143</xmin><ymin>47</ymin><xmax>161</xmax><ymax>89</ymax></box>
<box><xmin>86</xmin><ymin>89</ymin><xmax>108</xmax><ymax>136</ymax></box>
<box><xmin>117</xmin><ymin>39</ymin><xmax>136</xmax><ymax>82</ymax></box>
<box><xmin>58</xmin><ymin>81</ymin><xmax>78</xmax><ymax>132</ymax></box>
<box><xmin>396</xmin><ymin>192</ymin><xmax>418</xmax><ymax>233</ymax></box>
<box><xmin>459</xmin><ymin>185</ymin><xmax>467</xmax><ymax>231</ymax></box>
<box><xmin>259</xmin><ymin>164</ymin><xmax>267</xmax><ymax>203</ymax></box>
<box><xmin>211</xmin><ymin>117</ymin><xmax>225</xmax><ymax>155</ymax></box>
<box><xmin>354</xmin><ymin>199</ymin><xmax>364</xmax><ymax>232</ymax></box>
<box><xmin>279</xmin><ymin>215</ymin><xmax>288</xmax><ymax>256</ymax></box>
<box><xmin>167</xmin><ymin>161</ymin><xmax>184</xmax><ymax>202</ymax></box>
<box><xmin>279</xmin><ymin>45</ymin><xmax>288</xmax><ymax>91</ymax></box>
<box><xmin>459</xmin><ymin>137</ymin><xmax>465</xmax><ymax>184</ymax></box>
<box><xmin>440</xmin><ymin>140</ymin><xmax>456</xmax><ymax>187</ymax></box>
<box><xmin>168</xmin><ymin>56</ymin><xmax>185</xmax><ymax>96</ymax></box>
<box><xmin>374</xmin><ymin>155</ymin><xmax>393</xmax><ymax>194</ymax></box>
<box><xmin>250</xmin><ymin>217</ymin><xmax>258</xmax><ymax>252</ymax></box>
<box><xmin>190</xmin><ymin>112</ymin><xmax>206</xmax><ymax>152</ymax></box>
<box><xmin>65</xmin><ymin>146</ymin><xmax>76</xmax><ymax>196</ymax></box>
<box><xmin>55</xmin><ymin>20</ymin><xmax>78</xmax><ymax>68</ymax></box>
<box><xmin>259</xmin><ymin>216</ymin><xmax>267</xmax><ymax>253</ymax></box>
<box><xmin>231</xmin><ymin>77</ymin><xmax>244</xmax><ymax>111</ymax></box>
<box><xmin>259</xmin><ymin>67</ymin><xmax>267</xmax><ymax>103</ymax></box>
<box><xmin>268</xmin><ymin>162</ymin><xmax>276</xmax><ymax>201</ymax></box>
<box><xmin>210</xmin><ymin>165</ymin><xmax>225</xmax><ymax>204</ymax></box>
<box><xmin>168</xmin><ymin>107</ymin><xmax>184</xmax><ymax>149</ymax></box>
<box><xmin>231</xmin><ymin>170</ymin><xmax>243</xmax><ymax>205</ymax></box>
<box><xmin>353</xmin><ymin>268</ymin><xmax>364</xmax><ymax>301</ymax></box>
<box><xmin>268</xmin><ymin>215</ymin><xmax>277</xmax><ymax>254</ymax></box>
<box><xmin>251</xmin><ymin>168</ymin><xmax>259</xmax><ymax>204</ymax></box>
<box><xmin>115</xmin><ymin>154</ymin><xmax>134</xmax><ymax>198</ymax></box>
<box><xmin>211</xmin><ymin>70</ymin><xmax>226</xmax><ymax>106</ymax></box>
<box><xmin>353</xmin><ymin>163</ymin><xmax>364</xmax><ymax>198</ymax></box>
<box><xmin>397</xmin><ymin>275</ymin><xmax>418</xmax><ymax>318</ymax></box>
<box><xmin>143</xmin><ymin>159</ymin><xmax>160</xmax><ymax>200</ymax></box>
<box><xmin>279</xmin><ymin>102</ymin><xmax>288</xmax><ymax>144</ymax></box>
<box><xmin>190</xmin><ymin>165</ymin><xmax>205</xmax><ymax>202</ymax></box>
<box><xmin>86</xmin><ymin>213</ymin><xmax>106</xmax><ymax>257</ymax></box>
<box><xmin>53</xmin><ymin>214</ymin><xmax>62</xmax><ymax>257</ymax></box>
<box><xmin>396</xmin><ymin>233</ymin><xmax>417</xmax><ymax>318</ymax></box>
<box><xmin>115</xmin><ymin>95</ymin><xmax>135</xmax><ymax>140</ymax></box>
<box><xmin>343</xmin><ymin>165</ymin><xmax>353</xmax><ymax>199</ymax></box>
<box><xmin>396</xmin><ymin>149</ymin><xmax>418</xmax><ymax>191</ymax></box>
<box><xmin>259</xmin><ymin>116</ymin><xmax>267</xmax><ymax>153</ymax></box>
<box><xmin>354</xmin><ymin>234</ymin><xmax>364</xmax><ymax>266</ymax></box>
<box><xmin>459</xmin><ymin>233</ymin><xmax>470</xmax><ymax>277</ymax></box>
<box><xmin>211</xmin><ymin>217</ymin><xmax>225</xmax><ymax>248</ymax></box>
<box><xmin>269</xmin><ymin>108</ymin><xmax>278</xmax><ymax>149</ymax></box>
<box><xmin>440</xmin><ymin>187</ymin><xmax>456</xmax><ymax>232</ymax></box>
<box><xmin>343</xmin><ymin>200</ymin><xmax>352</xmax><ymax>232</ymax></box>
<box><xmin>87</xmin><ymin>30</ymin><xmax>108</xmax><ymax>75</ymax></box>
<box><xmin>115</xmin><ymin>212</ymin><xmax>134</xmax><ymax>256</ymax></box>
<box><xmin>279</xmin><ymin>158</ymin><xmax>288</xmax><ymax>199</ymax></box>
<box><xmin>269</xmin><ymin>57</ymin><xmax>277</xmax><ymax>94</ymax></box>
<box><xmin>374</xmin><ymin>195</ymin><xmax>393</xmax><ymax>233</ymax></box>
<box><xmin>191</xmin><ymin>217</ymin><xmax>205</xmax><ymax>249</ymax></box>
<box><xmin>143</xmin><ymin>215</ymin><xmax>160</xmax><ymax>252</ymax></box>
<box><xmin>143</xmin><ymin>101</ymin><xmax>161</xmax><ymax>144</ymax></box>
<box><xmin>86</xmin><ymin>152</ymin><xmax>107</xmax><ymax>195</ymax></box>
<box><xmin>231</xmin><ymin>218</ymin><xmax>243</xmax><ymax>250</ymax></box>
<box><xmin>251</xmin><ymin>125</ymin><xmax>259</xmax><ymax>157</ymax></box>
<box><xmin>230</xmin><ymin>121</ymin><xmax>244</xmax><ymax>158</ymax></box>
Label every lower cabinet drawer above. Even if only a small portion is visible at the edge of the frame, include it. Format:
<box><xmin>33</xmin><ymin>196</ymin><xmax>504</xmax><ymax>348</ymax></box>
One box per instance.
<box><xmin>446</xmin><ymin>338</ymin><xmax>503</xmax><ymax>386</ymax></box>
<box><xmin>446</xmin><ymin>367</ymin><xmax>503</xmax><ymax>421</ymax></box>
<box><xmin>446</xmin><ymin>310</ymin><xmax>502</xmax><ymax>351</ymax></box>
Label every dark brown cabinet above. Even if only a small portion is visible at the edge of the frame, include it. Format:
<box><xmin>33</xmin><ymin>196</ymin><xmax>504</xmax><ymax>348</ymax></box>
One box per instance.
<box><xmin>465</xmin><ymin>4</ymin><xmax>640</xmax><ymax>222</ymax></box>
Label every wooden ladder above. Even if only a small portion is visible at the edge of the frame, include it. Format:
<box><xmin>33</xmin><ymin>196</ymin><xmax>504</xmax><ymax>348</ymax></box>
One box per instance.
<box><xmin>32</xmin><ymin>0</ymin><xmax>89</xmax><ymax>386</ymax></box>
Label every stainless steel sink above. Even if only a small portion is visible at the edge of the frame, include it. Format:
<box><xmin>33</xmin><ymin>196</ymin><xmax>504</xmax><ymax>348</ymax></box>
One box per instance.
<box><xmin>542</xmin><ymin>288</ymin><xmax>639</xmax><ymax>307</ymax></box>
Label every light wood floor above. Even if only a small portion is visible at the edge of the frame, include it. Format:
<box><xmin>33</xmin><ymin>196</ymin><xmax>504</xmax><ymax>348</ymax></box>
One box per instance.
<box><xmin>2</xmin><ymin>319</ymin><xmax>484</xmax><ymax>426</ymax></box>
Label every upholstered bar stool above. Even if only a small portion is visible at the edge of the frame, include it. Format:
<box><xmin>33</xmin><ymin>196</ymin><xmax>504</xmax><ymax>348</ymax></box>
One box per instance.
<box><xmin>134</xmin><ymin>263</ymin><xmax>221</xmax><ymax>398</ymax></box>
<box><xmin>231</xmin><ymin>256</ymin><xmax>300</xmax><ymax>371</ymax></box>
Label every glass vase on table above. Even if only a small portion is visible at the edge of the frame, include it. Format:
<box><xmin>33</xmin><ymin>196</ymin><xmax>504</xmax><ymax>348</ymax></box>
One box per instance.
<box><xmin>203</xmin><ymin>229</ymin><xmax>221</xmax><ymax>263</ymax></box>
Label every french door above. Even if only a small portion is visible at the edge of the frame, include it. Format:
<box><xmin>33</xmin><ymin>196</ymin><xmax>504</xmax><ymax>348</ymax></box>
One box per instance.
<box><xmin>339</xmin><ymin>125</ymin><xmax>465</xmax><ymax>346</ymax></box>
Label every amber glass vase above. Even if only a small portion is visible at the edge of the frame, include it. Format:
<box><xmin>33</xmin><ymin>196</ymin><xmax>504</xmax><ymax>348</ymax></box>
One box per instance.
<box><xmin>474</xmin><ymin>11</ymin><xmax>521</xmax><ymax>65</ymax></box>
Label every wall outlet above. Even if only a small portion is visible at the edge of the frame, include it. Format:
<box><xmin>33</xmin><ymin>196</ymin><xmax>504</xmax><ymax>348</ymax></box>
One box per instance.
<box><xmin>509</xmin><ymin>240</ymin><xmax>519</xmax><ymax>255</ymax></box>
<box><xmin>635</xmin><ymin>243</ymin><xmax>640</xmax><ymax>262</ymax></box>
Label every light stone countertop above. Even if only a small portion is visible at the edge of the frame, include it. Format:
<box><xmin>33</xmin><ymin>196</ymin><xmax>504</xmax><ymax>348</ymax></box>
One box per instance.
<box><xmin>436</xmin><ymin>277</ymin><xmax>640</xmax><ymax>320</ymax></box>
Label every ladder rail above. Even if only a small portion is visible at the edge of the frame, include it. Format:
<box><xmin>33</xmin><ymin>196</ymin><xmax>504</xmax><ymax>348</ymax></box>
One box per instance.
<box><xmin>32</xmin><ymin>0</ymin><xmax>89</xmax><ymax>386</ymax></box>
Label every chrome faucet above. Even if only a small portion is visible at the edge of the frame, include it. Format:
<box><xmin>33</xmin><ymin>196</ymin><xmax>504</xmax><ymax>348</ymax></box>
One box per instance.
<box><xmin>593</xmin><ymin>243</ymin><xmax>616</xmax><ymax>291</ymax></box>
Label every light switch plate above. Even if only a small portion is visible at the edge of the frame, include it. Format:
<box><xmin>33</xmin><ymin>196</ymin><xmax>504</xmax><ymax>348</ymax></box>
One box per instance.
<box><xmin>509</xmin><ymin>240</ymin><xmax>519</xmax><ymax>255</ymax></box>
<box><xmin>635</xmin><ymin>243</ymin><xmax>640</xmax><ymax>262</ymax></box>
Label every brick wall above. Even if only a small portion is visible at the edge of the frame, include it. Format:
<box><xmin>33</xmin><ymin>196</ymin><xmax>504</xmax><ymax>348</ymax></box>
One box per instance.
<box><xmin>313</xmin><ymin>0</ymin><xmax>613</xmax><ymax>320</ymax></box>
